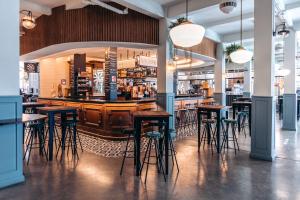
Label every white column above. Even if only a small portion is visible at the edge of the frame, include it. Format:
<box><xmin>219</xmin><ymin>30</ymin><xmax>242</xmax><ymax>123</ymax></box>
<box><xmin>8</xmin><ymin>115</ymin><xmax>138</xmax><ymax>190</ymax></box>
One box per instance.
<box><xmin>251</xmin><ymin>0</ymin><xmax>276</xmax><ymax>161</ymax></box>
<box><xmin>157</xmin><ymin>18</ymin><xmax>175</xmax><ymax>128</ymax></box>
<box><xmin>243</xmin><ymin>61</ymin><xmax>252</xmax><ymax>97</ymax></box>
<box><xmin>214</xmin><ymin>43</ymin><xmax>226</xmax><ymax>105</ymax></box>
<box><xmin>0</xmin><ymin>0</ymin><xmax>25</xmax><ymax>188</ymax></box>
<box><xmin>282</xmin><ymin>30</ymin><xmax>297</xmax><ymax>130</ymax></box>
<box><xmin>283</xmin><ymin>30</ymin><xmax>296</xmax><ymax>94</ymax></box>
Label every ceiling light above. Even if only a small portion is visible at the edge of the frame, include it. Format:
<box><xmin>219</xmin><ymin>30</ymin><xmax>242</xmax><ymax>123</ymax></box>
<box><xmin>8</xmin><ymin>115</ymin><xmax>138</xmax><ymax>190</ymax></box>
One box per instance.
<box><xmin>219</xmin><ymin>0</ymin><xmax>237</xmax><ymax>14</ymax></box>
<box><xmin>229</xmin><ymin>0</ymin><xmax>253</xmax><ymax>64</ymax></box>
<box><xmin>20</xmin><ymin>10</ymin><xmax>36</xmax><ymax>29</ymax></box>
<box><xmin>230</xmin><ymin>47</ymin><xmax>253</xmax><ymax>64</ymax></box>
<box><xmin>274</xmin><ymin>22</ymin><xmax>290</xmax><ymax>38</ymax></box>
<box><xmin>276</xmin><ymin>68</ymin><xmax>290</xmax><ymax>77</ymax></box>
<box><xmin>169</xmin><ymin>0</ymin><xmax>205</xmax><ymax>48</ymax></box>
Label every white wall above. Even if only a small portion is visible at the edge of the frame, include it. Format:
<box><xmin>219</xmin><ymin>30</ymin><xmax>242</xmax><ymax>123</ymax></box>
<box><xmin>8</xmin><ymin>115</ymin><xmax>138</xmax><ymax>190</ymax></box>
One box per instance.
<box><xmin>0</xmin><ymin>0</ymin><xmax>19</xmax><ymax>96</ymax></box>
<box><xmin>39</xmin><ymin>59</ymin><xmax>70</xmax><ymax>97</ymax></box>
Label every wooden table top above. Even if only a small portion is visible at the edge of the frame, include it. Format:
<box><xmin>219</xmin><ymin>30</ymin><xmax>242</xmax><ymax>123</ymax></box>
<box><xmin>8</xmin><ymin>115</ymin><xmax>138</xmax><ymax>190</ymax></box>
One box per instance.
<box><xmin>22</xmin><ymin>114</ymin><xmax>47</xmax><ymax>123</ymax></box>
<box><xmin>37</xmin><ymin>106</ymin><xmax>77</xmax><ymax>113</ymax></box>
<box><xmin>197</xmin><ymin>105</ymin><xmax>227</xmax><ymax>110</ymax></box>
<box><xmin>133</xmin><ymin>111</ymin><xmax>171</xmax><ymax>118</ymax></box>
<box><xmin>232</xmin><ymin>101</ymin><xmax>252</xmax><ymax>105</ymax></box>
<box><xmin>23</xmin><ymin>102</ymin><xmax>45</xmax><ymax>107</ymax></box>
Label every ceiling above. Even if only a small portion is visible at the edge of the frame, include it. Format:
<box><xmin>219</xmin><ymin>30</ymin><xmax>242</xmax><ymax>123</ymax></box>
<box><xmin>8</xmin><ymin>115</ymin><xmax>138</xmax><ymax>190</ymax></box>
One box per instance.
<box><xmin>25</xmin><ymin>0</ymin><xmax>64</xmax><ymax>8</ymax></box>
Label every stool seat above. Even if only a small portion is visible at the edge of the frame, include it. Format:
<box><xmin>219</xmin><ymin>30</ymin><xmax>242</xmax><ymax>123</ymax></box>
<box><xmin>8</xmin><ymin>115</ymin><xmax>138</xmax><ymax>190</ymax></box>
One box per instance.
<box><xmin>145</xmin><ymin>131</ymin><xmax>161</xmax><ymax>138</ymax></box>
<box><xmin>224</xmin><ymin>119</ymin><xmax>237</xmax><ymax>123</ymax></box>
<box><xmin>169</xmin><ymin>130</ymin><xmax>176</xmax><ymax>139</ymax></box>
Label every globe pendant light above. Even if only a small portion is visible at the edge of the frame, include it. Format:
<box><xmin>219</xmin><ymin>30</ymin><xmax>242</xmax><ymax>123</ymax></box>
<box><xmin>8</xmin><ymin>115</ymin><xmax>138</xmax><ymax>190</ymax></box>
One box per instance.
<box><xmin>20</xmin><ymin>10</ymin><xmax>36</xmax><ymax>30</ymax></box>
<box><xmin>230</xmin><ymin>0</ymin><xmax>253</xmax><ymax>64</ymax></box>
<box><xmin>169</xmin><ymin>0</ymin><xmax>205</xmax><ymax>48</ymax></box>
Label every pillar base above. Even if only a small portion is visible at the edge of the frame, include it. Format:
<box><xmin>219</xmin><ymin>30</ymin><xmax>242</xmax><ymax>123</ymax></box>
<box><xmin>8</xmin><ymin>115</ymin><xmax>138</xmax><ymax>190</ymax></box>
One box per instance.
<box><xmin>282</xmin><ymin>93</ymin><xmax>297</xmax><ymax>131</ymax></box>
<box><xmin>0</xmin><ymin>96</ymin><xmax>24</xmax><ymax>188</ymax></box>
<box><xmin>213</xmin><ymin>92</ymin><xmax>226</xmax><ymax>105</ymax></box>
<box><xmin>250</xmin><ymin>96</ymin><xmax>276</xmax><ymax>161</ymax></box>
<box><xmin>157</xmin><ymin>93</ymin><xmax>175</xmax><ymax>129</ymax></box>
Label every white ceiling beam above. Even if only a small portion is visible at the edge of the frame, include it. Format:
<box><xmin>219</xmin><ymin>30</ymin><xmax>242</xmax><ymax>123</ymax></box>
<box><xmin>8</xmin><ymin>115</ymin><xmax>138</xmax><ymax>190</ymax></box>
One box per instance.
<box><xmin>222</xmin><ymin>30</ymin><xmax>254</xmax><ymax>43</ymax></box>
<box><xmin>205</xmin><ymin>29</ymin><xmax>222</xmax><ymax>43</ymax></box>
<box><xmin>20</xmin><ymin>0</ymin><xmax>52</xmax><ymax>16</ymax></box>
<box><xmin>167</xmin><ymin>0</ymin><xmax>219</xmax><ymax>19</ymax></box>
<box><xmin>285</xmin><ymin>1</ymin><xmax>300</xmax><ymax>10</ymax></box>
<box><xmin>293</xmin><ymin>20</ymin><xmax>300</xmax><ymax>31</ymax></box>
<box><xmin>111</xmin><ymin>0</ymin><xmax>165</xmax><ymax>18</ymax></box>
<box><xmin>65</xmin><ymin>0</ymin><xmax>86</xmax><ymax>10</ymax></box>
<box><xmin>203</xmin><ymin>12</ymin><xmax>254</xmax><ymax>28</ymax></box>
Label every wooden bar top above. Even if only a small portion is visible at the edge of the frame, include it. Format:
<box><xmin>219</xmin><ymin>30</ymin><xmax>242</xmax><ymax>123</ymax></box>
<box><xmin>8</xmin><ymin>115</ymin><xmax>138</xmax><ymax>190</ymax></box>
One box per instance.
<box><xmin>37</xmin><ymin>106</ymin><xmax>77</xmax><ymax>112</ymax></box>
<box><xmin>133</xmin><ymin>111</ymin><xmax>171</xmax><ymax>118</ymax></box>
<box><xmin>22</xmin><ymin>114</ymin><xmax>47</xmax><ymax>123</ymax></box>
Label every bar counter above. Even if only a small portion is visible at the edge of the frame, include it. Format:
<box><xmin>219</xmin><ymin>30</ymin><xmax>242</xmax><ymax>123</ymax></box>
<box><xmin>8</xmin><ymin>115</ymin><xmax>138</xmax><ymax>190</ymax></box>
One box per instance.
<box><xmin>38</xmin><ymin>97</ymin><xmax>157</xmax><ymax>140</ymax></box>
<box><xmin>175</xmin><ymin>95</ymin><xmax>214</xmax><ymax>109</ymax></box>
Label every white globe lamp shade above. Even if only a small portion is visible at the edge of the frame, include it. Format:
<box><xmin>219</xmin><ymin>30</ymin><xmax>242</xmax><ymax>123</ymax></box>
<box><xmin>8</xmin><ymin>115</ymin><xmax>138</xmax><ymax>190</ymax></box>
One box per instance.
<box><xmin>277</xmin><ymin>68</ymin><xmax>290</xmax><ymax>77</ymax></box>
<box><xmin>169</xmin><ymin>22</ymin><xmax>205</xmax><ymax>48</ymax></box>
<box><xmin>22</xmin><ymin>15</ymin><xmax>36</xmax><ymax>29</ymax></box>
<box><xmin>230</xmin><ymin>47</ymin><xmax>253</xmax><ymax>64</ymax></box>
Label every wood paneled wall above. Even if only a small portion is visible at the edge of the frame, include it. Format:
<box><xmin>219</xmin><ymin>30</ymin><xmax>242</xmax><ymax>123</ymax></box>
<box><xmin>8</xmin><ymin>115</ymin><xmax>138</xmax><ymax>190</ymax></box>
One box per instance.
<box><xmin>178</xmin><ymin>37</ymin><xmax>217</xmax><ymax>59</ymax></box>
<box><xmin>20</xmin><ymin>4</ymin><xmax>159</xmax><ymax>55</ymax></box>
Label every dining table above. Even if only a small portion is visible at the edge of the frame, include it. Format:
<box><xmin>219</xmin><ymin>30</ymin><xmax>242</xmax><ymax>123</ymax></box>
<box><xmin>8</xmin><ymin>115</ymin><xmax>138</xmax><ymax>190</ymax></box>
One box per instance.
<box><xmin>232</xmin><ymin>101</ymin><xmax>252</xmax><ymax>135</ymax></box>
<box><xmin>23</xmin><ymin>102</ymin><xmax>45</xmax><ymax>114</ymax></box>
<box><xmin>197</xmin><ymin>105</ymin><xmax>228</xmax><ymax>153</ymax></box>
<box><xmin>133</xmin><ymin>111</ymin><xmax>171</xmax><ymax>176</ymax></box>
<box><xmin>36</xmin><ymin>106</ymin><xmax>77</xmax><ymax>161</ymax></box>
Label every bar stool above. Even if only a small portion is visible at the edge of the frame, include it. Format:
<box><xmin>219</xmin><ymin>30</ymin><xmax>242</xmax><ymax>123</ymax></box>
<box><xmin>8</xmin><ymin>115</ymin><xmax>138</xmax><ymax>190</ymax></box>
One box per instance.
<box><xmin>120</xmin><ymin>128</ymin><xmax>136</xmax><ymax>175</ymax></box>
<box><xmin>221</xmin><ymin>119</ymin><xmax>240</xmax><ymax>154</ymax></box>
<box><xmin>140</xmin><ymin>122</ymin><xmax>166</xmax><ymax>183</ymax></box>
<box><xmin>200</xmin><ymin>119</ymin><xmax>217</xmax><ymax>153</ymax></box>
<box><xmin>23</xmin><ymin>120</ymin><xmax>48</xmax><ymax>165</ymax></box>
<box><xmin>56</xmin><ymin>117</ymin><xmax>81</xmax><ymax>159</ymax></box>
<box><xmin>237</xmin><ymin>111</ymin><xmax>249</xmax><ymax>137</ymax></box>
<box><xmin>166</xmin><ymin>129</ymin><xmax>179</xmax><ymax>172</ymax></box>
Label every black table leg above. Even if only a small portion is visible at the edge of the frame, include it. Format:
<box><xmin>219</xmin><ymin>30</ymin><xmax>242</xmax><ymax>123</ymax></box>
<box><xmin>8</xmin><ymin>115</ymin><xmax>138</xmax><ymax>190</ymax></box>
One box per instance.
<box><xmin>249</xmin><ymin>105</ymin><xmax>252</xmax><ymax>136</ymax></box>
<box><xmin>72</xmin><ymin>111</ymin><xmax>77</xmax><ymax>155</ymax></box>
<box><xmin>216</xmin><ymin>111</ymin><xmax>221</xmax><ymax>153</ymax></box>
<box><xmin>61</xmin><ymin>113</ymin><xmax>67</xmax><ymax>154</ymax></box>
<box><xmin>48</xmin><ymin>113</ymin><xmax>54</xmax><ymax>161</ymax></box>
<box><xmin>197</xmin><ymin>109</ymin><xmax>201</xmax><ymax>152</ymax></box>
<box><xmin>134</xmin><ymin>119</ymin><xmax>141</xmax><ymax>176</ymax></box>
<box><xmin>207</xmin><ymin>112</ymin><xmax>212</xmax><ymax>144</ymax></box>
<box><xmin>233</xmin><ymin>105</ymin><xmax>236</xmax><ymax>119</ymax></box>
<box><xmin>164</xmin><ymin>119</ymin><xmax>169</xmax><ymax>175</ymax></box>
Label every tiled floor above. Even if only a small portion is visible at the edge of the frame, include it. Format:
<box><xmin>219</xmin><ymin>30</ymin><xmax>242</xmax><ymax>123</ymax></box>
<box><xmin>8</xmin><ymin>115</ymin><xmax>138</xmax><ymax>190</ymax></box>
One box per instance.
<box><xmin>1</xmin><ymin>118</ymin><xmax>300</xmax><ymax>200</ymax></box>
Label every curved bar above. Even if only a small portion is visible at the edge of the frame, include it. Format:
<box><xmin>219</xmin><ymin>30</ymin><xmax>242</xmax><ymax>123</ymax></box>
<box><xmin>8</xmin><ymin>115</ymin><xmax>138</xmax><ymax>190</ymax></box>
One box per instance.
<box><xmin>38</xmin><ymin>97</ymin><xmax>157</xmax><ymax>140</ymax></box>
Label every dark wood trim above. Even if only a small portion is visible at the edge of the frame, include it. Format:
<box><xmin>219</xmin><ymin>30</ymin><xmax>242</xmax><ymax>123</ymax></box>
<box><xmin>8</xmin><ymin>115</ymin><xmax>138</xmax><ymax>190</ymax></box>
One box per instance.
<box><xmin>20</xmin><ymin>4</ymin><xmax>159</xmax><ymax>55</ymax></box>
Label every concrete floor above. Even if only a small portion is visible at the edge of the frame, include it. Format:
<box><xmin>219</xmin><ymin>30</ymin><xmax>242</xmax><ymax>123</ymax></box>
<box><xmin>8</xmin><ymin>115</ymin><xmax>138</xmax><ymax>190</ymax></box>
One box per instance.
<box><xmin>1</xmin><ymin>120</ymin><xmax>300</xmax><ymax>200</ymax></box>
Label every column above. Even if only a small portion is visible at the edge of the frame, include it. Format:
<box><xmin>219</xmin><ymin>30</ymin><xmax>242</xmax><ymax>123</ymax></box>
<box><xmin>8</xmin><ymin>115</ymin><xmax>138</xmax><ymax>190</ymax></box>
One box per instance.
<box><xmin>243</xmin><ymin>61</ymin><xmax>252</xmax><ymax>97</ymax></box>
<box><xmin>0</xmin><ymin>0</ymin><xmax>25</xmax><ymax>188</ymax></box>
<box><xmin>251</xmin><ymin>0</ymin><xmax>276</xmax><ymax>161</ymax></box>
<box><xmin>282</xmin><ymin>30</ymin><xmax>297</xmax><ymax>131</ymax></box>
<box><xmin>157</xmin><ymin>18</ymin><xmax>175</xmax><ymax>129</ymax></box>
<box><xmin>104</xmin><ymin>47</ymin><xmax>118</xmax><ymax>101</ymax></box>
<box><xmin>214</xmin><ymin>43</ymin><xmax>226</xmax><ymax>105</ymax></box>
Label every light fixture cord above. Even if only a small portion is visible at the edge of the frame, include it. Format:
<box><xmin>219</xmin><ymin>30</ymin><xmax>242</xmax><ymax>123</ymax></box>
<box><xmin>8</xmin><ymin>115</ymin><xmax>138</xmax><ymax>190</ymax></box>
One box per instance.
<box><xmin>186</xmin><ymin>0</ymin><xmax>188</xmax><ymax>20</ymax></box>
<box><xmin>240</xmin><ymin>0</ymin><xmax>243</xmax><ymax>46</ymax></box>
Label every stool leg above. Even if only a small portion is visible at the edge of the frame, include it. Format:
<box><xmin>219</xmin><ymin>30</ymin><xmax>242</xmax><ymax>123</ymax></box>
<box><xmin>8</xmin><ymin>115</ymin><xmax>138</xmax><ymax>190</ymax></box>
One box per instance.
<box><xmin>120</xmin><ymin>134</ymin><xmax>131</xmax><ymax>175</ymax></box>
<box><xmin>144</xmin><ymin>138</ymin><xmax>152</xmax><ymax>183</ymax></box>
<box><xmin>155</xmin><ymin>139</ymin><xmax>166</xmax><ymax>182</ymax></box>
<box><xmin>170</xmin><ymin>140</ymin><xmax>179</xmax><ymax>172</ymax></box>
<box><xmin>140</xmin><ymin>138</ymin><xmax>151</xmax><ymax>175</ymax></box>
<box><xmin>232</xmin><ymin>125</ymin><xmax>240</xmax><ymax>153</ymax></box>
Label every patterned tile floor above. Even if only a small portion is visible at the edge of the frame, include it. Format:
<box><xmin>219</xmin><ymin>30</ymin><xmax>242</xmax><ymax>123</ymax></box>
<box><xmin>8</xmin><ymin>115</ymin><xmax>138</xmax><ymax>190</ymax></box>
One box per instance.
<box><xmin>79</xmin><ymin>124</ymin><xmax>199</xmax><ymax>158</ymax></box>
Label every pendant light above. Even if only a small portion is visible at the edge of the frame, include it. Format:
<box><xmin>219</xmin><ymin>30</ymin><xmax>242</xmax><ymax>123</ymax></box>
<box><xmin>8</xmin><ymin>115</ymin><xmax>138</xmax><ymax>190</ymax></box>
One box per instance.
<box><xmin>20</xmin><ymin>10</ymin><xmax>36</xmax><ymax>29</ymax></box>
<box><xmin>169</xmin><ymin>0</ymin><xmax>205</xmax><ymax>48</ymax></box>
<box><xmin>229</xmin><ymin>0</ymin><xmax>253</xmax><ymax>64</ymax></box>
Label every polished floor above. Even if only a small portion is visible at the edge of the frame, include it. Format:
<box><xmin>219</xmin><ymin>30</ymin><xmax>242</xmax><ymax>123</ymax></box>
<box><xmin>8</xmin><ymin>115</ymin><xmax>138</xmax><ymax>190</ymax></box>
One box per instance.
<box><xmin>1</xmin><ymin>120</ymin><xmax>300</xmax><ymax>200</ymax></box>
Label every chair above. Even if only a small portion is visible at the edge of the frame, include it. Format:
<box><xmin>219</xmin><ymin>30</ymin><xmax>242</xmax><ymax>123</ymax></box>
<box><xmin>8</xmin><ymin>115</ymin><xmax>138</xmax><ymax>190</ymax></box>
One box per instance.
<box><xmin>120</xmin><ymin>128</ymin><xmax>136</xmax><ymax>175</ymax></box>
<box><xmin>221</xmin><ymin>119</ymin><xmax>240</xmax><ymax>154</ymax></box>
<box><xmin>23</xmin><ymin>120</ymin><xmax>48</xmax><ymax>165</ymax></box>
<box><xmin>140</xmin><ymin>122</ymin><xmax>166</xmax><ymax>183</ymax></box>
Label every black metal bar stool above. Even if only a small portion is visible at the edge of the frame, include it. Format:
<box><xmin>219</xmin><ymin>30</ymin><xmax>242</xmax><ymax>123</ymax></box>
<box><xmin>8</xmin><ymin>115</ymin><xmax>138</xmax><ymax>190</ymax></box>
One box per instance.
<box><xmin>237</xmin><ymin>111</ymin><xmax>249</xmax><ymax>137</ymax></box>
<box><xmin>221</xmin><ymin>119</ymin><xmax>240</xmax><ymax>154</ymax></box>
<box><xmin>140</xmin><ymin>122</ymin><xmax>166</xmax><ymax>183</ymax></box>
<box><xmin>23</xmin><ymin>120</ymin><xmax>48</xmax><ymax>165</ymax></box>
<box><xmin>200</xmin><ymin>119</ymin><xmax>217</xmax><ymax>153</ymax></box>
<box><xmin>166</xmin><ymin>129</ymin><xmax>179</xmax><ymax>172</ymax></box>
<box><xmin>120</xmin><ymin>128</ymin><xmax>136</xmax><ymax>175</ymax></box>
